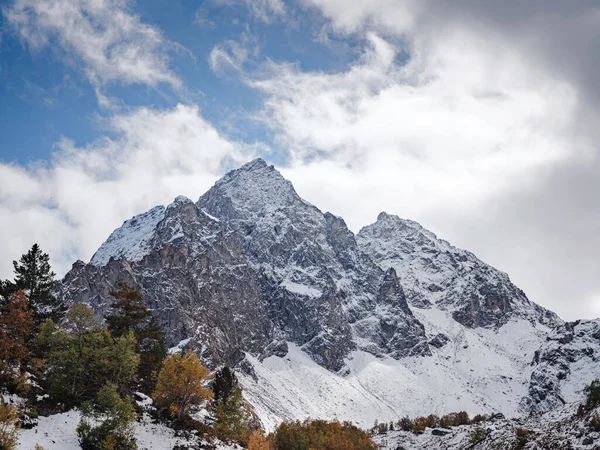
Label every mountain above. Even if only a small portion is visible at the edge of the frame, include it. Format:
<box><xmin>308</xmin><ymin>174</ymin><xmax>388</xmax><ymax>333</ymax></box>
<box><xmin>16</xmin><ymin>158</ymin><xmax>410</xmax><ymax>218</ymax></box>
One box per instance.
<box><xmin>59</xmin><ymin>158</ymin><xmax>598</xmax><ymax>431</ymax></box>
<box><xmin>356</xmin><ymin>212</ymin><xmax>559</xmax><ymax>328</ymax></box>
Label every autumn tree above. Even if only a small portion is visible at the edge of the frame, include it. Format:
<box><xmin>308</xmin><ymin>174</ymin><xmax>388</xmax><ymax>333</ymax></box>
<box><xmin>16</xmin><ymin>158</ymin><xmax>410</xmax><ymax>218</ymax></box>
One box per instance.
<box><xmin>105</xmin><ymin>282</ymin><xmax>166</xmax><ymax>394</ymax></box>
<box><xmin>272</xmin><ymin>419</ymin><xmax>377</xmax><ymax>450</ymax></box>
<box><xmin>454</xmin><ymin>411</ymin><xmax>470</xmax><ymax>426</ymax></box>
<box><xmin>0</xmin><ymin>291</ymin><xmax>35</xmax><ymax>388</ymax></box>
<box><xmin>247</xmin><ymin>429</ymin><xmax>271</xmax><ymax>450</ymax></box>
<box><xmin>6</xmin><ymin>244</ymin><xmax>66</xmax><ymax>325</ymax></box>
<box><xmin>153</xmin><ymin>350</ymin><xmax>212</xmax><ymax>422</ymax></box>
<box><xmin>0</xmin><ymin>403</ymin><xmax>20</xmax><ymax>450</ymax></box>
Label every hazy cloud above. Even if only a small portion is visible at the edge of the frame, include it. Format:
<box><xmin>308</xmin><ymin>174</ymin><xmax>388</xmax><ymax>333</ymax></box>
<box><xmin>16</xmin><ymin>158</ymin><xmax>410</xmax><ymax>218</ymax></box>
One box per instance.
<box><xmin>4</xmin><ymin>0</ymin><xmax>182</xmax><ymax>102</ymax></box>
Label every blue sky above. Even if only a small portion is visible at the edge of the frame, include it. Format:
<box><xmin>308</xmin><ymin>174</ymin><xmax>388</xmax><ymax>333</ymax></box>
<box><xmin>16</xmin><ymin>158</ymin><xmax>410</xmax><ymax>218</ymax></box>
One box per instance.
<box><xmin>0</xmin><ymin>0</ymin><xmax>599</xmax><ymax>320</ymax></box>
<box><xmin>0</xmin><ymin>0</ymin><xmax>359</xmax><ymax>164</ymax></box>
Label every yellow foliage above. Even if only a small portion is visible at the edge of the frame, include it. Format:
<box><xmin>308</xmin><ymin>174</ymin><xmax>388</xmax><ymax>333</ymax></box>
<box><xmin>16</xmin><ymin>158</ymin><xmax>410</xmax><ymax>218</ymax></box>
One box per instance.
<box><xmin>247</xmin><ymin>429</ymin><xmax>271</xmax><ymax>450</ymax></box>
<box><xmin>0</xmin><ymin>404</ymin><xmax>21</xmax><ymax>450</ymax></box>
<box><xmin>152</xmin><ymin>350</ymin><xmax>212</xmax><ymax>421</ymax></box>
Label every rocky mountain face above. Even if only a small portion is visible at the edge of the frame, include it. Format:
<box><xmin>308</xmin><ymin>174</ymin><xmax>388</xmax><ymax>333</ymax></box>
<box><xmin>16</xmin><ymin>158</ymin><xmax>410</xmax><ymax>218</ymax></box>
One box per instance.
<box><xmin>356</xmin><ymin>212</ymin><xmax>560</xmax><ymax>329</ymax></box>
<box><xmin>60</xmin><ymin>159</ymin><xmax>430</xmax><ymax>370</ymax></box>
<box><xmin>59</xmin><ymin>158</ymin><xmax>598</xmax><ymax>428</ymax></box>
<box><xmin>522</xmin><ymin>319</ymin><xmax>600</xmax><ymax>415</ymax></box>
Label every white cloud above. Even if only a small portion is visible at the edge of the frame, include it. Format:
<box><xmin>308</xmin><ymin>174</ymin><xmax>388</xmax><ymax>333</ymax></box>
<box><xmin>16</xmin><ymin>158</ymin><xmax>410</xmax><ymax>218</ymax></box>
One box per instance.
<box><xmin>0</xmin><ymin>104</ymin><xmax>253</xmax><ymax>279</ymax></box>
<box><xmin>213</xmin><ymin>0</ymin><xmax>286</xmax><ymax>23</ymax></box>
<box><xmin>208</xmin><ymin>31</ymin><xmax>259</xmax><ymax>76</ymax></box>
<box><xmin>4</xmin><ymin>0</ymin><xmax>181</xmax><ymax>99</ymax></box>
<box><xmin>244</xmin><ymin>5</ymin><xmax>598</xmax><ymax>320</ymax></box>
<box><xmin>255</xmin><ymin>32</ymin><xmax>582</xmax><ymax>222</ymax></box>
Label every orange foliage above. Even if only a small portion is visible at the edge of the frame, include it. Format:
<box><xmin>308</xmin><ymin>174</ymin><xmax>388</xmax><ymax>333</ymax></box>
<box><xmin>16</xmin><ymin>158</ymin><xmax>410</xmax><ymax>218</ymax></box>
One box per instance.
<box><xmin>247</xmin><ymin>429</ymin><xmax>271</xmax><ymax>450</ymax></box>
<box><xmin>0</xmin><ymin>291</ymin><xmax>34</xmax><ymax>382</ymax></box>
<box><xmin>152</xmin><ymin>350</ymin><xmax>213</xmax><ymax>421</ymax></box>
<box><xmin>272</xmin><ymin>419</ymin><xmax>377</xmax><ymax>450</ymax></box>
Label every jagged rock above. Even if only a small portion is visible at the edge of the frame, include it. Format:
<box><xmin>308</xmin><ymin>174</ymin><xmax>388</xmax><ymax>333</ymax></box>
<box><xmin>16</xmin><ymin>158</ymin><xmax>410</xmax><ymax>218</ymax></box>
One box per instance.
<box><xmin>521</xmin><ymin>320</ymin><xmax>600</xmax><ymax>415</ymax></box>
<box><xmin>431</xmin><ymin>429</ymin><xmax>451</xmax><ymax>436</ymax></box>
<box><xmin>60</xmin><ymin>159</ymin><xmax>430</xmax><ymax>371</ymax></box>
<box><xmin>356</xmin><ymin>212</ymin><xmax>561</xmax><ymax>329</ymax></box>
<box><xmin>429</xmin><ymin>333</ymin><xmax>450</xmax><ymax>349</ymax></box>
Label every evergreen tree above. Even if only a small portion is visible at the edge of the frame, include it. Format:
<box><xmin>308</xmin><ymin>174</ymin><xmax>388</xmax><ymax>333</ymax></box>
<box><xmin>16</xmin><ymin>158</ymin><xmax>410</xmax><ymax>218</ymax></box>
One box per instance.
<box><xmin>9</xmin><ymin>244</ymin><xmax>66</xmax><ymax>324</ymax></box>
<box><xmin>105</xmin><ymin>282</ymin><xmax>165</xmax><ymax>394</ymax></box>
<box><xmin>48</xmin><ymin>305</ymin><xmax>139</xmax><ymax>407</ymax></box>
<box><xmin>136</xmin><ymin>318</ymin><xmax>166</xmax><ymax>394</ymax></box>
<box><xmin>105</xmin><ymin>282</ymin><xmax>150</xmax><ymax>336</ymax></box>
<box><xmin>213</xmin><ymin>366</ymin><xmax>237</xmax><ymax>404</ymax></box>
<box><xmin>213</xmin><ymin>384</ymin><xmax>251</xmax><ymax>445</ymax></box>
<box><xmin>77</xmin><ymin>382</ymin><xmax>137</xmax><ymax>450</ymax></box>
<box><xmin>213</xmin><ymin>367</ymin><xmax>251</xmax><ymax>445</ymax></box>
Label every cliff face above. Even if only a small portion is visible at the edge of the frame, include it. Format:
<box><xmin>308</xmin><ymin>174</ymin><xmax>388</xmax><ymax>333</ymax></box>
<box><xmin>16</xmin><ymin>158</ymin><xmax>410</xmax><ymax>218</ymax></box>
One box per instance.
<box><xmin>356</xmin><ymin>211</ymin><xmax>561</xmax><ymax>329</ymax></box>
<box><xmin>61</xmin><ymin>159</ymin><xmax>430</xmax><ymax>371</ymax></box>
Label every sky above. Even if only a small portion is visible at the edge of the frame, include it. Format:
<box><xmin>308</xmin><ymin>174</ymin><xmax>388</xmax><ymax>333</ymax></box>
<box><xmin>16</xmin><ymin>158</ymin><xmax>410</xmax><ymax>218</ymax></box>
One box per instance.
<box><xmin>0</xmin><ymin>0</ymin><xmax>599</xmax><ymax>321</ymax></box>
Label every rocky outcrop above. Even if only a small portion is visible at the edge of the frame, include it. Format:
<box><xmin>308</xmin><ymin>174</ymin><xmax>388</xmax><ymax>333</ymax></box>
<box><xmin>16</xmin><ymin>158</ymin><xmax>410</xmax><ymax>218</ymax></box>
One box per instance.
<box><xmin>356</xmin><ymin>212</ymin><xmax>561</xmax><ymax>329</ymax></box>
<box><xmin>61</xmin><ymin>159</ymin><xmax>431</xmax><ymax>371</ymax></box>
<box><xmin>521</xmin><ymin>319</ymin><xmax>600</xmax><ymax>415</ymax></box>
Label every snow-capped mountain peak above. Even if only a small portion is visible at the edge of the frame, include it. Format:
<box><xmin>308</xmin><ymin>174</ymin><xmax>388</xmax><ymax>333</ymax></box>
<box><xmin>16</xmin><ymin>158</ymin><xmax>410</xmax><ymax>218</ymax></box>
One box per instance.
<box><xmin>62</xmin><ymin>159</ymin><xmax>597</xmax><ymax>435</ymax></box>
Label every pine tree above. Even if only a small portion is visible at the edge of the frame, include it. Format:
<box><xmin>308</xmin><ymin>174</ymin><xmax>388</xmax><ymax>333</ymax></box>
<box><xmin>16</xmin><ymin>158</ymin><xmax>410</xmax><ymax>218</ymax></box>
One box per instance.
<box><xmin>77</xmin><ymin>382</ymin><xmax>137</xmax><ymax>450</ymax></box>
<box><xmin>105</xmin><ymin>282</ymin><xmax>150</xmax><ymax>336</ymax></box>
<box><xmin>213</xmin><ymin>367</ymin><xmax>251</xmax><ymax>445</ymax></box>
<box><xmin>152</xmin><ymin>350</ymin><xmax>212</xmax><ymax>422</ymax></box>
<box><xmin>9</xmin><ymin>244</ymin><xmax>66</xmax><ymax>324</ymax></box>
<box><xmin>48</xmin><ymin>305</ymin><xmax>139</xmax><ymax>407</ymax></box>
<box><xmin>136</xmin><ymin>318</ymin><xmax>166</xmax><ymax>394</ymax></box>
<box><xmin>105</xmin><ymin>283</ymin><xmax>165</xmax><ymax>394</ymax></box>
<box><xmin>213</xmin><ymin>366</ymin><xmax>237</xmax><ymax>404</ymax></box>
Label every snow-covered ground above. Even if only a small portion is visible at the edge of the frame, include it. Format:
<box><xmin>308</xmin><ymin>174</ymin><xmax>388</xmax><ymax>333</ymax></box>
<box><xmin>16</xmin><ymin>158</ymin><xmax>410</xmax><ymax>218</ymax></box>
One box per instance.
<box><xmin>17</xmin><ymin>410</ymin><xmax>239</xmax><ymax>450</ymax></box>
<box><xmin>240</xmin><ymin>315</ymin><xmax>549</xmax><ymax>432</ymax></box>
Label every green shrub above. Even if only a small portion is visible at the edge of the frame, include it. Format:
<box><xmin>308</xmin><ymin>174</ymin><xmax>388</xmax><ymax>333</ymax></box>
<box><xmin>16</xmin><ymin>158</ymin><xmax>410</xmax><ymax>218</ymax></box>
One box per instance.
<box><xmin>584</xmin><ymin>379</ymin><xmax>600</xmax><ymax>411</ymax></box>
<box><xmin>469</xmin><ymin>427</ymin><xmax>487</xmax><ymax>445</ymax></box>
<box><xmin>589</xmin><ymin>413</ymin><xmax>600</xmax><ymax>432</ymax></box>
<box><xmin>515</xmin><ymin>427</ymin><xmax>533</xmax><ymax>449</ymax></box>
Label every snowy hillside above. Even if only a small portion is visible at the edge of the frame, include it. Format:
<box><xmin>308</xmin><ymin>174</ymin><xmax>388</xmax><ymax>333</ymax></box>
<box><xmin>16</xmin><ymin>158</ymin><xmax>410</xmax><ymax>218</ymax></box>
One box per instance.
<box><xmin>373</xmin><ymin>401</ymin><xmax>600</xmax><ymax>450</ymax></box>
<box><xmin>17</xmin><ymin>410</ymin><xmax>241</xmax><ymax>450</ymax></box>
<box><xmin>239</xmin><ymin>315</ymin><xmax>549</xmax><ymax>432</ymax></box>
